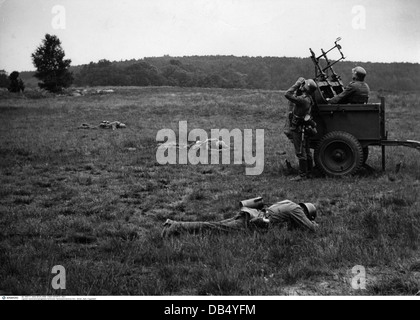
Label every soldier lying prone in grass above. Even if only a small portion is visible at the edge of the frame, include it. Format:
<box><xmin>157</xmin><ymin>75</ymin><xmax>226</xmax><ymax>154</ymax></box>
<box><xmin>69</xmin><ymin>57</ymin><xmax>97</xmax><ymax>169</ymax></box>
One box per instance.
<box><xmin>161</xmin><ymin>199</ymin><xmax>319</xmax><ymax>238</ymax></box>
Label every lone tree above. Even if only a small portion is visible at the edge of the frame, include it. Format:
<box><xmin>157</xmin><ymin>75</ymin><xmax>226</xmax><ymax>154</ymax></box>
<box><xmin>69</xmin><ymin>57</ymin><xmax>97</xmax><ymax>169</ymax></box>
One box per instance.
<box><xmin>31</xmin><ymin>34</ymin><xmax>73</xmax><ymax>92</ymax></box>
<box><xmin>8</xmin><ymin>71</ymin><xmax>25</xmax><ymax>93</ymax></box>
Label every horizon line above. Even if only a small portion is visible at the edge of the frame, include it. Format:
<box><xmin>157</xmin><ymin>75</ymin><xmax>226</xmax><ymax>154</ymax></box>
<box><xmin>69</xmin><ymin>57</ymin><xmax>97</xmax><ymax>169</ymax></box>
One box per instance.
<box><xmin>6</xmin><ymin>54</ymin><xmax>420</xmax><ymax>74</ymax></box>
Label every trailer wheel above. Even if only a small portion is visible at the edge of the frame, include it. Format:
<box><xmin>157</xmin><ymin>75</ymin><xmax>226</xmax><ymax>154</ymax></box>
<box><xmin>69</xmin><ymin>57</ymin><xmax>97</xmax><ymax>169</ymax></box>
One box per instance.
<box><xmin>315</xmin><ymin>131</ymin><xmax>364</xmax><ymax>176</ymax></box>
<box><xmin>363</xmin><ymin>147</ymin><xmax>369</xmax><ymax>164</ymax></box>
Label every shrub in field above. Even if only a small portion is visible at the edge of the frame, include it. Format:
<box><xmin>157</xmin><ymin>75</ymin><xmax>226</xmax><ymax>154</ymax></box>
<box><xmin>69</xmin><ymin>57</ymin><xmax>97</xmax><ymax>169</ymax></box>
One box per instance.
<box><xmin>7</xmin><ymin>71</ymin><xmax>25</xmax><ymax>93</ymax></box>
<box><xmin>0</xmin><ymin>70</ymin><xmax>9</xmax><ymax>88</ymax></box>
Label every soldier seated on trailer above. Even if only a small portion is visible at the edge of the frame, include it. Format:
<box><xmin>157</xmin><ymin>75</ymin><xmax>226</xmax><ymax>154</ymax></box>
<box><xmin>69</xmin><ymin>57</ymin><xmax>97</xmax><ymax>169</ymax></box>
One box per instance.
<box><xmin>327</xmin><ymin>66</ymin><xmax>370</xmax><ymax>104</ymax></box>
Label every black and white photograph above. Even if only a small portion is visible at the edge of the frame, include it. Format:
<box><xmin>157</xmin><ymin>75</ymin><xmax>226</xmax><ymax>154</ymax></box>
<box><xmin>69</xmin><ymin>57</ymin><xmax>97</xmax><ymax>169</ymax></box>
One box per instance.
<box><xmin>0</xmin><ymin>0</ymin><xmax>419</xmax><ymax>303</ymax></box>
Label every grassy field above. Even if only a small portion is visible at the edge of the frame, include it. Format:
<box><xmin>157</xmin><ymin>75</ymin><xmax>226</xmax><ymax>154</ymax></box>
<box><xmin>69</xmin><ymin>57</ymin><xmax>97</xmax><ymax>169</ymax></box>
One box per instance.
<box><xmin>0</xmin><ymin>86</ymin><xmax>419</xmax><ymax>296</ymax></box>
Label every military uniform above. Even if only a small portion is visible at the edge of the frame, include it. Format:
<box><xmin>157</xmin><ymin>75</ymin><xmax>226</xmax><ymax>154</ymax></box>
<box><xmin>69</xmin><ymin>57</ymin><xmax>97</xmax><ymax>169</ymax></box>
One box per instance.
<box><xmin>265</xmin><ymin>200</ymin><xmax>318</xmax><ymax>232</ymax></box>
<box><xmin>161</xmin><ymin>207</ymin><xmax>262</xmax><ymax>238</ymax></box>
<box><xmin>284</xmin><ymin>79</ymin><xmax>315</xmax><ymax>178</ymax></box>
<box><xmin>329</xmin><ymin>80</ymin><xmax>370</xmax><ymax>104</ymax></box>
<box><xmin>161</xmin><ymin>200</ymin><xmax>318</xmax><ymax>237</ymax></box>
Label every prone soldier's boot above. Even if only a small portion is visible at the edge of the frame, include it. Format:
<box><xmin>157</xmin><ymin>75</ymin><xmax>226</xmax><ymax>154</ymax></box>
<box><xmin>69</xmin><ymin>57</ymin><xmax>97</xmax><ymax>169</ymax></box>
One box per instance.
<box><xmin>161</xmin><ymin>219</ymin><xmax>178</xmax><ymax>238</ymax></box>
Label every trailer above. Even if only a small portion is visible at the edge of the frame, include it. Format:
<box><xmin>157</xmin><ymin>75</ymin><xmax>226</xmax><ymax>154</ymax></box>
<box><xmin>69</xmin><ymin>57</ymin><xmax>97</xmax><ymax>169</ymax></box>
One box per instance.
<box><xmin>307</xmin><ymin>39</ymin><xmax>420</xmax><ymax>177</ymax></box>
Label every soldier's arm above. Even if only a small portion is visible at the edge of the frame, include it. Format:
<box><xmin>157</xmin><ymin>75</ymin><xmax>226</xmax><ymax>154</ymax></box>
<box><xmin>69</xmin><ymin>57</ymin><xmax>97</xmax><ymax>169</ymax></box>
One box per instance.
<box><xmin>328</xmin><ymin>83</ymin><xmax>356</xmax><ymax>104</ymax></box>
<box><xmin>285</xmin><ymin>78</ymin><xmax>305</xmax><ymax>104</ymax></box>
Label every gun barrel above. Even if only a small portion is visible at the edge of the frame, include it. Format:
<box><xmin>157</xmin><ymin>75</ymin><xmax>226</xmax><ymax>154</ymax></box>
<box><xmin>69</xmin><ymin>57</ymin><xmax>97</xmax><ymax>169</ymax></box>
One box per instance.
<box><xmin>321</xmin><ymin>57</ymin><xmax>345</xmax><ymax>73</ymax></box>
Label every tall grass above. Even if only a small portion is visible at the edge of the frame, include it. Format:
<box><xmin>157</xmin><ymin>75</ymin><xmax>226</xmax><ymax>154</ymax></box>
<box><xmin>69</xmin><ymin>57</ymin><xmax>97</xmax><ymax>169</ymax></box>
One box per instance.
<box><xmin>0</xmin><ymin>87</ymin><xmax>419</xmax><ymax>295</ymax></box>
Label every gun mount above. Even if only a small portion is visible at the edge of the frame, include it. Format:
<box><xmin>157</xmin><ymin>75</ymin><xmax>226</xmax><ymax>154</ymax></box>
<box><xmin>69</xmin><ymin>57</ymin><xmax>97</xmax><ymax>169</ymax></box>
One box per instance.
<box><xmin>310</xmin><ymin>37</ymin><xmax>346</xmax><ymax>104</ymax></box>
<box><xmin>304</xmin><ymin>38</ymin><xmax>420</xmax><ymax>177</ymax></box>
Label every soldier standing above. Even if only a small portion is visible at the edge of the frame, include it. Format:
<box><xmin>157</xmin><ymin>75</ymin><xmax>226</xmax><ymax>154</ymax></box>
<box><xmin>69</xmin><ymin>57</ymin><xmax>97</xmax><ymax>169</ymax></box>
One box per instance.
<box><xmin>284</xmin><ymin>77</ymin><xmax>318</xmax><ymax>181</ymax></box>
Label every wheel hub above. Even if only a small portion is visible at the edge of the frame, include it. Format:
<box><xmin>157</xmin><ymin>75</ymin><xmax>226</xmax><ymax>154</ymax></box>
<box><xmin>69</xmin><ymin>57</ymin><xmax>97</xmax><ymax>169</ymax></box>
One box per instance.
<box><xmin>315</xmin><ymin>131</ymin><xmax>364</xmax><ymax>177</ymax></box>
<box><xmin>333</xmin><ymin>149</ymin><xmax>346</xmax><ymax>161</ymax></box>
<box><xmin>323</xmin><ymin>142</ymin><xmax>355</xmax><ymax>172</ymax></box>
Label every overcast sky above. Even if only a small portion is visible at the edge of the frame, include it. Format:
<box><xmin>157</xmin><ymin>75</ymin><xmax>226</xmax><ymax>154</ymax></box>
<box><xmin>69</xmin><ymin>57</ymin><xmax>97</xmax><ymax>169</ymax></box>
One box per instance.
<box><xmin>0</xmin><ymin>0</ymin><xmax>419</xmax><ymax>72</ymax></box>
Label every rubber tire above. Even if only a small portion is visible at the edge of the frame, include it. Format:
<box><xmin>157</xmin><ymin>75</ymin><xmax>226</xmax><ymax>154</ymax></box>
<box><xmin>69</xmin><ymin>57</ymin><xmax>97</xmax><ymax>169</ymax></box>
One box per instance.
<box><xmin>314</xmin><ymin>131</ymin><xmax>364</xmax><ymax>177</ymax></box>
<box><xmin>363</xmin><ymin>147</ymin><xmax>369</xmax><ymax>164</ymax></box>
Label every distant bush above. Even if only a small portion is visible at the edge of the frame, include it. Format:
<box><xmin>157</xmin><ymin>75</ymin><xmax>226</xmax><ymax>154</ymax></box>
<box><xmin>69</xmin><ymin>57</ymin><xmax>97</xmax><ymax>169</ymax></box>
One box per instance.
<box><xmin>0</xmin><ymin>71</ymin><xmax>9</xmax><ymax>88</ymax></box>
<box><xmin>8</xmin><ymin>71</ymin><xmax>25</xmax><ymax>93</ymax></box>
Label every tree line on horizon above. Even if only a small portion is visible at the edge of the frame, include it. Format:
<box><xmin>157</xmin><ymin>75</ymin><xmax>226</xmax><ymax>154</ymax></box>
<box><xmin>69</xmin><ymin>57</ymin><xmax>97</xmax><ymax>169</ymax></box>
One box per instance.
<box><xmin>60</xmin><ymin>55</ymin><xmax>420</xmax><ymax>92</ymax></box>
<box><xmin>4</xmin><ymin>33</ymin><xmax>419</xmax><ymax>93</ymax></box>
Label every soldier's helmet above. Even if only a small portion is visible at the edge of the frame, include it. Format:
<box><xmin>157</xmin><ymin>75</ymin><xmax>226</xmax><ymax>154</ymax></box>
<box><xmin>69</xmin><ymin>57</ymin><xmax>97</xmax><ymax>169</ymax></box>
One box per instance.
<box><xmin>352</xmin><ymin>66</ymin><xmax>367</xmax><ymax>79</ymax></box>
<box><xmin>299</xmin><ymin>202</ymin><xmax>317</xmax><ymax>221</ymax></box>
<box><xmin>303</xmin><ymin>79</ymin><xmax>317</xmax><ymax>93</ymax></box>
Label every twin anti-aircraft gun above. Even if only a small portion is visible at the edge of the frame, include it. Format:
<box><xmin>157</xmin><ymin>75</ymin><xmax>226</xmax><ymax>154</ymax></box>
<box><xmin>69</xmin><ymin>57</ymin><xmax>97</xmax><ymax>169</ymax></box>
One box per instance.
<box><xmin>305</xmin><ymin>38</ymin><xmax>420</xmax><ymax>177</ymax></box>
